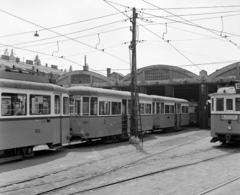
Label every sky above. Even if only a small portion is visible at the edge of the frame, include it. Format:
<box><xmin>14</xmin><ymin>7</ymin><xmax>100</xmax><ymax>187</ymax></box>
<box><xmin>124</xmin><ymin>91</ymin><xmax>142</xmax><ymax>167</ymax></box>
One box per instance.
<box><xmin>0</xmin><ymin>0</ymin><xmax>240</xmax><ymax>77</ymax></box>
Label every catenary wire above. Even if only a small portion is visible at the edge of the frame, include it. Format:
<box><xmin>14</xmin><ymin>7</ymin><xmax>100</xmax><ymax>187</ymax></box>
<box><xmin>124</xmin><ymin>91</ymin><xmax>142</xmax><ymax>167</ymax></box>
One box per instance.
<box><xmin>0</xmin><ymin>11</ymin><xmax>127</xmax><ymax>38</ymax></box>
<box><xmin>0</xmin><ymin>9</ymin><xmax>130</xmax><ymax>65</ymax></box>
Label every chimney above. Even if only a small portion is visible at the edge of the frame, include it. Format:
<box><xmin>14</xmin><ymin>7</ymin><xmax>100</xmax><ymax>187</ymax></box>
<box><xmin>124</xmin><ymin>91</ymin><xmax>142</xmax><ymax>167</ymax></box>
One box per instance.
<box><xmin>83</xmin><ymin>55</ymin><xmax>89</xmax><ymax>71</ymax></box>
<box><xmin>107</xmin><ymin>68</ymin><xmax>111</xmax><ymax>77</ymax></box>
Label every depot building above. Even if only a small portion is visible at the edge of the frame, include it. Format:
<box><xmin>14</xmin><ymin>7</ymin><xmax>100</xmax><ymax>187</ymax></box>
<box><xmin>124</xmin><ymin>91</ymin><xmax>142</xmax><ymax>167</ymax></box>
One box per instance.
<box><xmin>56</xmin><ymin>61</ymin><xmax>240</xmax><ymax>129</ymax></box>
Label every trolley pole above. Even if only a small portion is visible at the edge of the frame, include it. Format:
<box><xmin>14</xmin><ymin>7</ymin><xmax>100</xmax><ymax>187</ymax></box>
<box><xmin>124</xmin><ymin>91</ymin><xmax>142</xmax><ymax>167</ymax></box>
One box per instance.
<box><xmin>129</xmin><ymin>8</ymin><xmax>139</xmax><ymax>144</ymax></box>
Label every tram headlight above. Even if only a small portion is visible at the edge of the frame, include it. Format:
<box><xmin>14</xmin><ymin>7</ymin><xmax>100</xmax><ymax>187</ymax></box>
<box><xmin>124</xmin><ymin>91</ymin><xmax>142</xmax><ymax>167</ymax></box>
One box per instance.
<box><xmin>227</xmin><ymin>126</ymin><xmax>232</xmax><ymax>131</ymax></box>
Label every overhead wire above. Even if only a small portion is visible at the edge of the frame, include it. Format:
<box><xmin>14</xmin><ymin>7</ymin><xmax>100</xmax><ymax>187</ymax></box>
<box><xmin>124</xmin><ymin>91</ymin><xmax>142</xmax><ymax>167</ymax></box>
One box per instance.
<box><xmin>0</xmin><ymin>11</ymin><xmax>126</xmax><ymax>38</ymax></box>
<box><xmin>0</xmin><ymin>9</ymin><xmax>130</xmax><ymax>65</ymax></box>
<box><xmin>143</xmin><ymin>5</ymin><xmax>240</xmax><ymax>10</ymax></box>
<box><xmin>0</xmin><ymin>42</ymin><xmax>109</xmax><ymax>76</ymax></box>
<box><xmin>104</xmin><ymin>1</ymin><xmax>202</xmax><ymax>71</ymax></box>
<box><xmin>142</xmin><ymin>0</ymin><xmax>240</xmax><ymax>49</ymax></box>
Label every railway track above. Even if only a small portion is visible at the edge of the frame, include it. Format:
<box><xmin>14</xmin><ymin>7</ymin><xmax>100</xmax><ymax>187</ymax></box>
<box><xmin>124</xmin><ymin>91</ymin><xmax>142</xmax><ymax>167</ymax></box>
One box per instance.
<box><xmin>0</xmin><ymin>132</ymin><xmax>226</xmax><ymax>195</ymax></box>
<box><xmin>37</xmin><ymin>148</ymin><xmax>240</xmax><ymax>195</ymax></box>
<box><xmin>0</xmin><ymin>130</ymin><xmax>205</xmax><ymax>189</ymax></box>
<box><xmin>196</xmin><ymin>175</ymin><xmax>240</xmax><ymax>195</ymax></box>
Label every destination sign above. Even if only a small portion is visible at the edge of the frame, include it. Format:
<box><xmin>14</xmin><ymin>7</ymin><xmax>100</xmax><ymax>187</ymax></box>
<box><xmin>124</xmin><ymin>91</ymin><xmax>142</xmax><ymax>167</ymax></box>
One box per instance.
<box><xmin>221</xmin><ymin>115</ymin><xmax>238</xmax><ymax>120</ymax></box>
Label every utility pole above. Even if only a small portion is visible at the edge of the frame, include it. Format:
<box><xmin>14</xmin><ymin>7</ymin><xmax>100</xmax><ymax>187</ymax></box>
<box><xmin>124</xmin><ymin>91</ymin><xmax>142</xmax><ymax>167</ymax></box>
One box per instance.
<box><xmin>129</xmin><ymin>7</ymin><xmax>141</xmax><ymax>144</ymax></box>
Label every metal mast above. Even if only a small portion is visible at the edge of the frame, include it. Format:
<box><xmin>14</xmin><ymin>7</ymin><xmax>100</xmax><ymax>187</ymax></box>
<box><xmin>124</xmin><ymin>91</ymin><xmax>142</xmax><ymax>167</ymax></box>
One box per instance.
<box><xmin>129</xmin><ymin>8</ymin><xmax>141</xmax><ymax>143</ymax></box>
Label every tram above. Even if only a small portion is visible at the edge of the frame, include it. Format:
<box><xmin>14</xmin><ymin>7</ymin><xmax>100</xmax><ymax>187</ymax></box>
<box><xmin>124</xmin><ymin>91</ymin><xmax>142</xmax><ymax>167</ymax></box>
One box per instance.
<box><xmin>151</xmin><ymin>95</ymin><xmax>189</xmax><ymax>132</ymax></box>
<box><xmin>68</xmin><ymin>86</ymin><xmax>153</xmax><ymax>143</ymax></box>
<box><xmin>0</xmin><ymin>71</ymin><xmax>70</xmax><ymax>163</ymax></box>
<box><xmin>210</xmin><ymin>81</ymin><xmax>240</xmax><ymax>144</ymax></box>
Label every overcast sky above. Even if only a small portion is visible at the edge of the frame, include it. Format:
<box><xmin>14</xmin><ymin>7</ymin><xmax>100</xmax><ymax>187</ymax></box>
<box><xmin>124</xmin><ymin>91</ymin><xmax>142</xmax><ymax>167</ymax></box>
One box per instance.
<box><xmin>1</xmin><ymin>0</ymin><xmax>240</xmax><ymax>77</ymax></box>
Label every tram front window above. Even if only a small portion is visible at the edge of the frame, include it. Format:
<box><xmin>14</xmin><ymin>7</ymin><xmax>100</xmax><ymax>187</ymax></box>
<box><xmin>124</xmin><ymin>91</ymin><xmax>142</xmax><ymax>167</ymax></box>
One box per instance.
<box><xmin>226</xmin><ymin>99</ymin><xmax>233</xmax><ymax>111</ymax></box>
<box><xmin>216</xmin><ymin>98</ymin><xmax>224</xmax><ymax>111</ymax></box>
<box><xmin>236</xmin><ymin>98</ymin><xmax>240</xmax><ymax>111</ymax></box>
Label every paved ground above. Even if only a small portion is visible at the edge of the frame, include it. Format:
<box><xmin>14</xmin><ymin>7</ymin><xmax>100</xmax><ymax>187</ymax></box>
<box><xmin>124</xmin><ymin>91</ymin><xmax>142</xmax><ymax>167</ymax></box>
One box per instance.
<box><xmin>1</xmin><ymin>128</ymin><xmax>240</xmax><ymax>195</ymax></box>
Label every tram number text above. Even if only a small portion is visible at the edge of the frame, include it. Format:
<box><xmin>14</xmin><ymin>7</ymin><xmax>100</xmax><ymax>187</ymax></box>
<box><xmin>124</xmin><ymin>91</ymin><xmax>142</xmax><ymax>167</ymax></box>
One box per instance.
<box><xmin>82</xmin><ymin>121</ymin><xmax>89</xmax><ymax>124</ymax></box>
<box><xmin>35</xmin><ymin>129</ymin><xmax>41</xmax><ymax>133</ymax></box>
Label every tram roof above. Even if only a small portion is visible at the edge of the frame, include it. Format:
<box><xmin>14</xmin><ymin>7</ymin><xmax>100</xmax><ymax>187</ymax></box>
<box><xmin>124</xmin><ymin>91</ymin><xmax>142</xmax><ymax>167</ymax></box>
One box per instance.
<box><xmin>150</xmin><ymin>95</ymin><xmax>188</xmax><ymax>103</ymax></box>
<box><xmin>0</xmin><ymin>78</ymin><xmax>68</xmax><ymax>93</ymax></box>
<box><xmin>68</xmin><ymin>86</ymin><xmax>151</xmax><ymax>100</ymax></box>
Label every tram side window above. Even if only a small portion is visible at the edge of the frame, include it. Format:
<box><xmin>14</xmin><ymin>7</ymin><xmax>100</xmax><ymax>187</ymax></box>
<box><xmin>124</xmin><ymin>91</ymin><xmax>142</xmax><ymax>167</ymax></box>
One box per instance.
<box><xmin>69</xmin><ymin>96</ymin><xmax>75</xmax><ymax>115</ymax></box>
<box><xmin>128</xmin><ymin>100</ymin><xmax>131</xmax><ymax>115</ymax></box>
<box><xmin>165</xmin><ymin>105</ymin><xmax>170</xmax><ymax>114</ymax></box>
<box><xmin>1</xmin><ymin>93</ymin><xmax>27</xmax><ymax>116</ymax></box>
<box><xmin>83</xmin><ymin>97</ymin><xmax>89</xmax><ymax>115</ymax></box>
<box><xmin>161</xmin><ymin>102</ymin><xmax>164</xmax><ymax>114</ymax></box>
<box><xmin>91</xmin><ymin>97</ymin><xmax>98</xmax><ymax>115</ymax></box>
<box><xmin>63</xmin><ymin>97</ymin><xmax>69</xmax><ymax>115</ymax></box>
<box><xmin>170</xmin><ymin>105</ymin><xmax>174</xmax><ymax>114</ymax></box>
<box><xmin>75</xmin><ymin>97</ymin><xmax>81</xmax><ymax>115</ymax></box>
<box><xmin>216</xmin><ymin>98</ymin><xmax>224</xmax><ymax>111</ymax></box>
<box><xmin>145</xmin><ymin>104</ymin><xmax>151</xmax><ymax>114</ymax></box>
<box><xmin>112</xmin><ymin>102</ymin><xmax>121</xmax><ymax>115</ymax></box>
<box><xmin>140</xmin><ymin>104</ymin><xmax>144</xmax><ymax>114</ymax></box>
<box><xmin>226</xmin><ymin>99</ymin><xmax>233</xmax><ymax>111</ymax></box>
<box><xmin>55</xmin><ymin>95</ymin><xmax>60</xmax><ymax>114</ymax></box>
<box><xmin>30</xmin><ymin>95</ymin><xmax>50</xmax><ymax>115</ymax></box>
<box><xmin>182</xmin><ymin>106</ymin><xmax>189</xmax><ymax>113</ymax></box>
<box><xmin>152</xmin><ymin>102</ymin><xmax>155</xmax><ymax>114</ymax></box>
<box><xmin>99</xmin><ymin>101</ymin><xmax>110</xmax><ymax>115</ymax></box>
<box><xmin>235</xmin><ymin>98</ymin><xmax>240</xmax><ymax>111</ymax></box>
<box><xmin>156</xmin><ymin>102</ymin><xmax>160</xmax><ymax>114</ymax></box>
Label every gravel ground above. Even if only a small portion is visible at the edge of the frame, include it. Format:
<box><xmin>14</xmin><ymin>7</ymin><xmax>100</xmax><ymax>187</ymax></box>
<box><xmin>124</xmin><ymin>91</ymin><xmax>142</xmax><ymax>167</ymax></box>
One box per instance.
<box><xmin>1</xmin><ymin>128</ymin><xmax>240</xmax><ymax>195</ymax></box>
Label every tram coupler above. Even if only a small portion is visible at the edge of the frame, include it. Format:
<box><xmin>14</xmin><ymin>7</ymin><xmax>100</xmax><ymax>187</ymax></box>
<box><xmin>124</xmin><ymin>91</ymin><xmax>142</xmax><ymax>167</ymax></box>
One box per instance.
<box><xmin>210</xmin><ymin>137</ymin><xmax>219</xmax><ymax>143</ymax></box>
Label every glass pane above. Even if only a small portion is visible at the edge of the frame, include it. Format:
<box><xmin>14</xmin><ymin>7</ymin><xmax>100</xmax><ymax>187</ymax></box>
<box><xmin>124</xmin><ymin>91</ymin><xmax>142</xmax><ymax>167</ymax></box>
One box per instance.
<box><xmin>165</xmin><ymin>105</ymin><xmax>169</xmax><ymax>113</ymax></box>
<box><xmin>212</xmin><ymin>98</ymin><xmax>214</xmax><ymax>111</ymax></box>
<box><xmin>75</xmin><ymin>97</ymin><xmax>81</xmax><ymax>115</ymax></box>
<box><xmin>69</xmin><ymin>96</ymin><xmax>75</xmax><ymax>114</ymax></box>
<box><xmin>140</xmin><ymin>104</ymin><xmax>144</xmax><ymax>114</ymax></box>
<box><xmin>216</xmin><ymin>98</ymin><xmax>224</xmax><ymax>111</ymax></box>
<box><xmin>156</xmin><ymin>102</ymin><xmax>160</xmax><ymax>114</ymax></box>
<box><xmin>235</xmin><ymin>98</ymin><xmax>240</xmax><ymax>111</ymax></box>
<box><xmin>99</xmin><ymin>101</ymin><xmax>110</xmax><ymax>115</ymax></box>
<box><xmin>153</xmin><ymin>102</ymin><xmax>155</xmax><ymax>114</ymax></box>
<box><xmin>226</xmin><ymin>99</ymin><xmax>233</xmax><ymax>110</ymax></box>
<box><xmin>1</xmin><ymin>93</ymin><xmax>27</xmax><ymax>116</ymax></box>
<box><xmin>83</xmin><ymin>97</ymin><xmax>89</xmax><ymax>115</ymax></box>
<box><xmin>112</xmin><ymin>102</ymin><xmax>121</xmax><ymax>115</ymax></box>
<box><xmin>91</xmin><ymin>97</ymin><xmax>98</xmax><ymax>115</ymax></box>
<box><xmin>63</xmin><ymin>97</ymin><xmax>69</xmax><ymax>115</ymax></box>
<box><xmin>161</xmin><ymin>103</ymin><xmax>164</xmax><ymax>114</ymax></box>
<box><xmin>55</xmin><ymin>95</ymin><xmax>60</xmax><ymax>114</ymax></box>
<box><xmin>30</xmin><ymin>95</ymin><xmax>50</xmax><ymax>115</ymax></box>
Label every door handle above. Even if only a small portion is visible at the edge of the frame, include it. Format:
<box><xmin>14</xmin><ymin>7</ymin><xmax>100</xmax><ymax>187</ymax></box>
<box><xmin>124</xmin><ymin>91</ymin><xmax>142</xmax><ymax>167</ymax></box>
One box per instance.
<box><xmin>47</xmin><ymin>118</ymin><xmax>51</xmax><ymax>123</ymax></box>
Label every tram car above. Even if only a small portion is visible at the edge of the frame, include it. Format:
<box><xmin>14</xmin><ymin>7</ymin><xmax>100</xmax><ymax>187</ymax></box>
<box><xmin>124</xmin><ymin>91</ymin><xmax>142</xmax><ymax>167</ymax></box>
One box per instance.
<box><xmin>0</xmin><ymin>71</ymin><xmax>70</xmax><ymax>163</ymax></box>
<box><xmin>68</xmin><ymin>86</ymin><xmax>153</xmax><ymax>143</ymax></box>
<box><xmin>210</xmin><ymin>81</ymin><xmax>240</xmax><ymax>144</ymax></box>
<box><xmin>151</xmin><ymin>95</ymin><xmax>189</xmax><ymax>132</ymax></box>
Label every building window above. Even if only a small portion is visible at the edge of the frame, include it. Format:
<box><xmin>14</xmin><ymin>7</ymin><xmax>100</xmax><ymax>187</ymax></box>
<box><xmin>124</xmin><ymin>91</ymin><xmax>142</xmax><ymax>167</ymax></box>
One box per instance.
<box><xmin>145</xmin><ymin>69</ymin><xmax>170</xmax><ymax>80</ymax></box>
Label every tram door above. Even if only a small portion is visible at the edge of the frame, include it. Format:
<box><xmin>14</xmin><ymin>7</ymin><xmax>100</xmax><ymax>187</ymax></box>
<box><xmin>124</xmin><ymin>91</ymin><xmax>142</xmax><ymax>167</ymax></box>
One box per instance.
<box><xmin>122</xmin><ymin>99</ymin><xmax>129</xmax><ymax>136</ymax></box>
<box><xmin>175</xmin><ymin>103</ymin><xmax>181</xmax><ymax>130</ymax></box>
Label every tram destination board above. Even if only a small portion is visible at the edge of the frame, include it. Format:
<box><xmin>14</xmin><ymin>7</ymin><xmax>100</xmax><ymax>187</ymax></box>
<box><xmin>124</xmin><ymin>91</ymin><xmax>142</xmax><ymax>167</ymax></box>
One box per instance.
<box><xmin>221</xmin><ymin>115</ymin><xmax>238</xmax><ymax>120</ymax></box>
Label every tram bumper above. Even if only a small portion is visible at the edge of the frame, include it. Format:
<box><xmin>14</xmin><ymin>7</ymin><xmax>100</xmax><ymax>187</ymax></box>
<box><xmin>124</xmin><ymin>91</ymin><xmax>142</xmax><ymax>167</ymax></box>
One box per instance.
<box><xmin>210</xmin><ymin>137</ymin><xmax>219</xmax><ymax>143</ymax></box>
